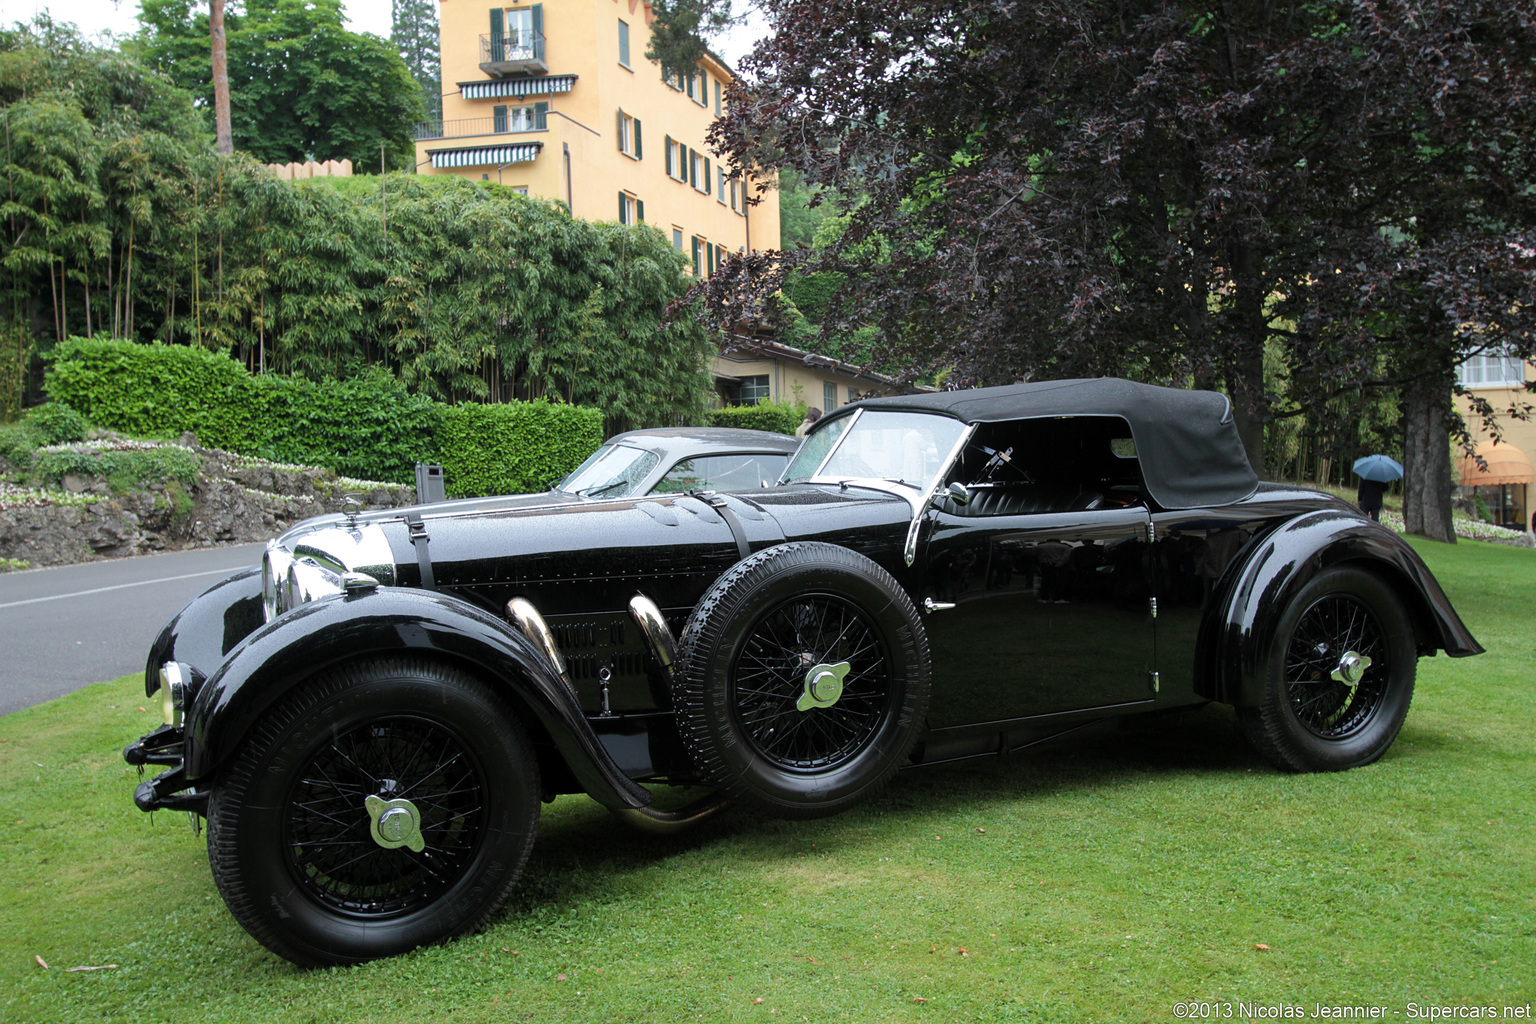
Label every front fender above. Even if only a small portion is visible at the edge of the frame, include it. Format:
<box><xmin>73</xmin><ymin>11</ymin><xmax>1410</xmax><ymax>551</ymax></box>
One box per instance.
<box><xmin>143</xmin><ymin>567</ymin><xmax>265</xmax><ymax>699</ymax></box>
<box><xmin>1196</xmin><ymin>510</ymin><xmax>1483</xmax><ymax>706</ymax></box>
<box><xmin>181</xmin><ymin>587</ymin><xmax>651</xmax><ymax>810</ymax></box>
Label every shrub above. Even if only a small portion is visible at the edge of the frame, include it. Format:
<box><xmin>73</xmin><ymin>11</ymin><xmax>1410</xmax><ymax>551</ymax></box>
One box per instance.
<box><xmin>436</xmin><ymin>402</ymin><xmax>604</xmax><ymax>498</ymax></box>
<box><xmin>44</xmin><ymin>337</ymin><xmax>262</xmax><ymax>449</ymax></box>
<box><xmin>43</xmin><ymin>337</ymin><xmax>607</xmax><ymax>496</ymax></box>
<box><xmin>707</xmin><ymin>401</ymin><xmax>805</xmax><ymax>436</ymax></box>
<box><xmin>251</xmin><ymin>370</ymin><xmax>443</xmax><ymax>484</ymax></box>
<box><xmin>32</xmin><ymin>444</ymin><xmax>200</xmax><ymax>490</ymax></box>
<box><xmin>20</xmin><ymin>402</ymin><xmax>89</xmax><ymax>445</ymax></box>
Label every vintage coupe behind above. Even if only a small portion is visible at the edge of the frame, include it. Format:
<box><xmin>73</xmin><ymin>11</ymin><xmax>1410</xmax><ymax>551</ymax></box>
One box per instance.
<box><xmin>126</xmin><ymin>379</ymin><xmax>1481</xmax><ymax>966</ymax></box>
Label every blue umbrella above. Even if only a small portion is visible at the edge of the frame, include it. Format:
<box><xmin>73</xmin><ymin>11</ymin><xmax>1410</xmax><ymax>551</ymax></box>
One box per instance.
<box><xmin>1353</xmin><ymin>454</ymin><xmax>1404</xmax><ymax>482</ymax></box>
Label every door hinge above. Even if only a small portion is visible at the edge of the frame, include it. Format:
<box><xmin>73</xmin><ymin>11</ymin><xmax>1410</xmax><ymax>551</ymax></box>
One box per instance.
<box><xmin>1148</xmin><ymin>670</ymin><xmax>1160</xmax><ymax>694</ymax></box>
<box><xmin>1149</xmin><ymin>596</ymin><xmax>1158</xmax><ymax>619</ymax></box>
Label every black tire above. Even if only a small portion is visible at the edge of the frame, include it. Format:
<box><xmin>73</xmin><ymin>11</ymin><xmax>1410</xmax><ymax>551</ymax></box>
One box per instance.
<box><xmin>206</xmin><ymin>657</ymin><xmax>539</xmax><ymax>967</ymax></box>
<box><xmin>1237</xmin><ymin>566</ymin><xmax>1417</xmax><ymax>773</ymax></box>
<box><xmin>674</xmin><ymin>542</ymin><xmax>931</xmax><ymax>819</ymax></box>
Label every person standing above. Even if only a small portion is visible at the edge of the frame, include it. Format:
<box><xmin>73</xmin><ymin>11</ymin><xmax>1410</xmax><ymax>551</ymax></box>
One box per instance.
<box><xmin>1357</xmin><ymin>476</ymin><xmax>1387</xmax><ymax>522</ymax></box>
<box><xmin>795</xmin><ymin>407</ymin><xmax>822</xmax><ymax>438</ymax></box>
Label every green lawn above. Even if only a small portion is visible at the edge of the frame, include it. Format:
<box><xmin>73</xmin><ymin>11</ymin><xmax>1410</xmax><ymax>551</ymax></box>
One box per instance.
<box><xmin>2</xmin><ymin>539</ymin><xmax>1532</xmax><ymax>1023</ymax></box>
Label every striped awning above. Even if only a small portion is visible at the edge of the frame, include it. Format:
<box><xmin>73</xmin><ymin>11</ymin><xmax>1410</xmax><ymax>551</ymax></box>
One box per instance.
<box><xmin>459</xmin><ymin>75</ymin><xmax>577</xmax><ymax>100</ymax></box>
<box><xmin>427</xmin><ymin>142</ymin><xmax>543</xmax><ymax>168</ymax></box>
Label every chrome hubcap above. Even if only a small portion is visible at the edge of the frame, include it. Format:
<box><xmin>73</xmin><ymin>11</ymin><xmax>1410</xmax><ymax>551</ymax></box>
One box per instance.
<box><xmin>1329</xmin><ymin>650</ymin><xmax>1372</xmax><ymax>689</ymax></box>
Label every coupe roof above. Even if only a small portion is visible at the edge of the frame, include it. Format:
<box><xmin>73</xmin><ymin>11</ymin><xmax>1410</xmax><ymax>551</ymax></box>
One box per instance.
<box><xmin>834</xmin><ymin>378</ymin><xmax>1258</xmax><ymax>509</ymax></box>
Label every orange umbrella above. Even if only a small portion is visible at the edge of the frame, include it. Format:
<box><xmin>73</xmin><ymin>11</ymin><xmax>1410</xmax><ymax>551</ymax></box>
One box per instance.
<box><xmin>1459</xmin><ymin>441</ymin><xmax>1535</xmax><ymax>486</ymax></box>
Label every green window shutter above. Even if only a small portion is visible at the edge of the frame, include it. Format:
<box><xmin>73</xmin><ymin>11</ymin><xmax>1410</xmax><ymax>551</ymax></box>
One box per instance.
<box><xmin>633</xmin><ymin>118</ymin><xmax>641</xmax><ymax>160</ymax></box>
<box><xmin>490</xmin><ymin>6</ymin><xmax>504</xmax><ymax>45</ymax></box>
<box><xmin>715</xmin><ymin>79</ymin><xmax>721</xmax><ymax>115</ymax></box>
<box><xmin>619</xmin><ymin>192</ymin><xmax>627</xmax><ymax>224</ymax></box>
<box><xmin>636</xmin><ymin>199</ymin><xmax>644</xmax><ymax>222</ymax></box>
<box><xmin>692</xmin><ymin>236</ymin><xmax>701</xmax><ymax>275</ymax></box>
<box><xmin>717</xmin><ymin>167</ymin><xmax>725</xmax><ymax>202</ymax></box>
<box><xmin>531</xmin><ymin>4</ymin><xmax>542</xmax><ymax>44</ymax></box>
<box><xmin>704</xmin><ymin>157</ymin><xmax>711</xmax><ymax>194</ymax></box>
<box><xmin>493</xmin><ymin>104</ymin><xmax>508</xmax><ymax>132</ymax></box>
<box><xmin>534</xmin><ymin>101</ymin><xmax>548</xmax><ymax>130</ymax></box>
<box><xmin>664</xmin><ymin>135</ymin><xmax>673</xmax><ymax>176</ymax></box>
<box><xmin>618</xmin><ymin>19</ymin><xmax>629</xmax><ymax>66</ymax></box>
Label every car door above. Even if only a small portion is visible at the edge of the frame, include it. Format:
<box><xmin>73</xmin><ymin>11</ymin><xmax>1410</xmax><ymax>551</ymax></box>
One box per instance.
<box><xmin>918</xmin><ymin>499</ymin><xmax>1157</xmax><ymax>728</ymax></box>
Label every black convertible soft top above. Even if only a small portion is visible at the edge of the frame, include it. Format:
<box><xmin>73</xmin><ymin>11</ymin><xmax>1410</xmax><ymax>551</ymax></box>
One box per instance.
<box><xmin>840</xmin><ymin>378</ymin><xmax>1259</xmax><ymax>509</ymax></box>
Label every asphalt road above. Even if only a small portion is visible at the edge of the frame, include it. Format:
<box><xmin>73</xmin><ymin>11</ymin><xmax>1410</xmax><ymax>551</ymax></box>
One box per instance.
<box><xmin>0</xmin><ymin>543</ymin><xmax>264</xmax><ymax>716</ymax></box>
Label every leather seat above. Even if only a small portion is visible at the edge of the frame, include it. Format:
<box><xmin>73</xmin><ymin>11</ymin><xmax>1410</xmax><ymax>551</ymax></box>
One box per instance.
<box><xmin>952</xmin><ymin>486</ymin><xmax>1103</xmax><ymax>516</ymax></box>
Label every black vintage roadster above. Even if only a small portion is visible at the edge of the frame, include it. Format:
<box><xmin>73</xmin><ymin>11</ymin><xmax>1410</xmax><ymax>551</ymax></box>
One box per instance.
<box><xmin>125</xmin><ymin>378</ymin><xmax>1481</xmax><ymax>966</ymax></box>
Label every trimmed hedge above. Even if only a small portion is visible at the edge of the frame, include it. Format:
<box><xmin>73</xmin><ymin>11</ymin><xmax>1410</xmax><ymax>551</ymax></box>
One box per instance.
<box><xmin>45</xmin><ymin>338</ymin><xmax>261</xmax><ymax>450</ymax></box>
<box><xmin>43</xmin><ymin>337</ymin><xmax>603</xmax><ymax>494</ymax></box>
<box><xmin>707</xmin><ymin>401</ymin><xmax>805</xmax><ymax>436</ymax></box>
<box><xmin>437</xmin><ymin>402</ymin><xmax>603</xmax><ymax>499</ymax></box>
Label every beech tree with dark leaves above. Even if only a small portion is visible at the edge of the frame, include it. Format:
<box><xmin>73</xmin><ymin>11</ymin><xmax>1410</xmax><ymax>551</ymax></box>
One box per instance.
<box><xmin>699</xmin><ymin>0</ymin><xmax>1536</xmax><ymax>539</ymax></box>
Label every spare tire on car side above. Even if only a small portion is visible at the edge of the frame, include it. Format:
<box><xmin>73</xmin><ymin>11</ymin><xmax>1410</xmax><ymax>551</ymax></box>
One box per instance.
<box><xmin>673</xmin><ymin>542</ymin><xmax>931</xmax><ymax>819</ymax></box>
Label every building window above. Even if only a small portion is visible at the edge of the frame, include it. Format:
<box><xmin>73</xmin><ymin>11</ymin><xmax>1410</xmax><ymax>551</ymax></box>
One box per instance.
<box><xmin>672</xmin><ymin>227</ymin><xmax>683</xmax><ymax>250</ymax></box>
<box><xmin>617</xmin><ymin>111</ymin><xmax>642</xmax><ymax>159</ymax></box>
<box><xmin>717</xmin><ymin>167</ymin><xmax>727</xmax><ymax>205</ymax></box>
<box><xmin>689</xmin><ymin>150</ymin><xmax>703</xmax><ymax>190</ymax></box>
<box><xmin>847</xmin><ymin>385</ymin><xmax>858</xmax><ymax>404</ymax></box>
<box><xmin>1458</xmin><ymin>351</ymin><xmax>1527</xmax><ymax>388</ymax></box>
<box><xmin>663</xmin><ymin>67</ymin><xmax>681</xmax><ymax>90</ymax></box>
<box><xmin>490</xmin><ymin>6</ymin><xmax>541</xmax><ymax>63</ymax></box>
<box><xmin>617</xmin><ymin>19</ymin><xmax>630</xmax><ymax>67</ymax></box>
<box><xmin>512</xmin><ymin>186</ymin><xmax>529</xmax><ymax>196</ymax></box>
<box><xmin>664</xmin><ymin>136</ymin><xmax>688</xmax><ymax>181</ymax></box>
<box><xmin>824</xmin><ymin>381</ymin><xmax>836</xmax><ymax>411</ymax></box>
<box><xmin>618</xmin><ymin>192</ymin><xmax>642</xmax><ymax>225</ymax></box>
<box><xmin>734</xmin><ymin>375</ymin><xmax>770</xmax><ymax>406</ymax></box>
<box><xmin>494</xmin><ymin>102</ymin><xmax>546</xmax><ymax>133</ymax></box>
<box><xmin>692</xmin><ymin>235</ymin><xmax>708</xmax><ymax>276</ymax></box>
<box><xmin>714</xmin><ymin>78</ymin><xmax>722</xmax><ymax>116</ymax></box>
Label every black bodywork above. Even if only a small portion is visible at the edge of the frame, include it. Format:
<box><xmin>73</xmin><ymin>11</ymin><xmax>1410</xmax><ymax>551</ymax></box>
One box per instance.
<box><xmin>125</xmin><ymin>379</ymin><xmax>1481</xmax><ymax>965</ymax></box>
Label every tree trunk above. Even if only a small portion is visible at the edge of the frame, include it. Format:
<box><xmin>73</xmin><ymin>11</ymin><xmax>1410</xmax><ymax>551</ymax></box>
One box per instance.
<box><xmin>211</xmin><ymin>0</ymin><xmax>233</xmax><ymax>156</ymax></box>
<box><xmin>1401</xmin><ymin>367</ymin><xmax>1456</xmax><ymax>543</ymax></box>
<box><xmin>1228</xmin><ymin>243</ymin><xmax>1269</xmax><ymax>476</ymax></box>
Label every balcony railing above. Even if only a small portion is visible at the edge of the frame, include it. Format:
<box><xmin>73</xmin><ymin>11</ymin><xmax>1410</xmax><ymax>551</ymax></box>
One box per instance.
<box><xmin>480</xmin><ymin>31</ymin><xmax>547</xmax><ymax>76</ymax></box>
<box><xmin>412</xmin><ymin>114</ymin><xmax>546</xmax><ymax>142</ymax></box>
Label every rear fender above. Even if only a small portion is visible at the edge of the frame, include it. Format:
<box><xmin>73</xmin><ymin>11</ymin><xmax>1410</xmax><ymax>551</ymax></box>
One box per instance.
<box><xmin>181</xmin><ymin>587</ymin><xmax>651</xmax><ymax>809</ymax></box>
<box><xmin>1196</xmin><ymin>510</ymin><xmax>1483</xmax><ymax>706</ymax></box>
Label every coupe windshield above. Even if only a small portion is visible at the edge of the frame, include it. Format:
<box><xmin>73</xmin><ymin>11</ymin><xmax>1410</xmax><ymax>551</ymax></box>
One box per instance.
<box><xmin>781</xmin><ymin>411</ymin><xmax>966</xmax><ymax>489</ymax></box>
<box><xmin>557</xmin><ymin>443</ymin><xmax>660</xmax><ymax>498</ymax></box>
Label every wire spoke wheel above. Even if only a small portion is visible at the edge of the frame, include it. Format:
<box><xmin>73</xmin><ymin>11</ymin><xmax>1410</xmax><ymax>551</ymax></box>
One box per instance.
<box><xmin>207</xmin><ymin>659</ymin><xmax>540</xmax><ymax>966</ymax></box>
<box><xmin>675</xmin><ymin>542</ymin><xmax>931</xmax><ymax>819</ymax></box>
<box><xmin>283</xmin><ymin>716</ymin><xmax>485</xmax><ymax>917</ymax></box>
<box><xmin>731</xmin><ymin>594</ymin><xmax>890</xmax><ymax>771</ymax></box>
<box><xmin>1237</xmin><ymin>566</ymin><xmax>1416</xmax><ymax>773</ymax></box>
<box><xmin>1283</xmin><ymin>594</ymin><xmax>1389</xmax><ymax>739</ymax></box>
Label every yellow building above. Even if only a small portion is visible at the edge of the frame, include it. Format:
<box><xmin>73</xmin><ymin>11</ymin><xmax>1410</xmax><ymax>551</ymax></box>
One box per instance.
<box><xmin>417</xmin><ymin>0</ymin><xmax>777</xmax><ymax>276</ymax></box>
<box><xmin>1454</xmin><ymin>352</ymin><xmax>1536</xmax><ymax>532</ymax></box>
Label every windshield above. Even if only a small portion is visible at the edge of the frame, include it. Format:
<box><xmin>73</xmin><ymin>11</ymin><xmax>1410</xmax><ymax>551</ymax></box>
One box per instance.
<box><xmin>557</xmin><ymin>443</ymin><xmax>660</xmax><ymax>498</ymax></box>
<box><xmin>781</xmin><ymin>410</ymin><xmax>967</xmax><ymax>489</ymax></box>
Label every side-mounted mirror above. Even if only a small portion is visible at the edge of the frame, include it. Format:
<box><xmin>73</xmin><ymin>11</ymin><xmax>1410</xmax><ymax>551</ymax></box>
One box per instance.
<box><xmin>935</xmin><ymin>481</ymin><xmax>971</xmax><ymax>508</ymax></box>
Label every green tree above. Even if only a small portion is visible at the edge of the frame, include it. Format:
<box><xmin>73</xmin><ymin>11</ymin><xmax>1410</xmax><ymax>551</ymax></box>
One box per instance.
<box><xmin>391</xmin><ymin>0</ymin><xmax>441</xmax><ymax>124</ymax></box>
<box><xmin>132</xmin><ymin>0</ymin><xmax>423</xmax><ymax>170</ymax></box>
